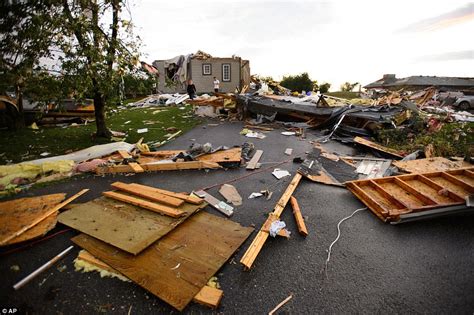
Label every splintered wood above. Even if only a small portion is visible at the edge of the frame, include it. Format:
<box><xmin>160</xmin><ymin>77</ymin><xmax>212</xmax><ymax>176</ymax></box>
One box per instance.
<box><xmin>73</xmin><ymin>211</ymin><xmax>253</xmax><ymax>311</ymax></box>
<box><xmin>290</xmin><ymin>196</ymin><xmax>308</xmax><ymax>236</ymax></box>
<box><xmin>0</xmin><ymin>194</ymin><xmax>66</xmax><ymax>246</ymax></box>
<box><xmin>346</xmin><ymin>167</ymin><xmax>474</xmax><ymax>223</ymax></box>
<box><xmin>240</xmin><ymin>173</ymin><xmax>302</xmax><ymax>269</ymax></box>
<box><xmin>353</xmin><ymin>136</ymin><xmax>404</xmax><ymax>159</ymax></box>
<box><xmin>0</xmin><ymin>189</ymin><xmax>89</xmax><ymax>246</ymax></box>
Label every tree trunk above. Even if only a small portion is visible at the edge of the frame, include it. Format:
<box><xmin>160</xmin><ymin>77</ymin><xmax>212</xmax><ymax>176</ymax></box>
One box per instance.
<box><xmin>93</xmin><ymin>88</ymin><xmax>111</xmax><ymax>139</ymax></box>
<box><xmin>13</xmin><ymin>83</ymin><xmax>25</xmax><ymax>129</ymax></box>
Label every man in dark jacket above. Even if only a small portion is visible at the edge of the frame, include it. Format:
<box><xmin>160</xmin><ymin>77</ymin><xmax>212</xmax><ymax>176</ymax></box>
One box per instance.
<box><xmin>187</xmin><ymin>79</ymin><xmax>197</xmax><ymax>99</ymax></box>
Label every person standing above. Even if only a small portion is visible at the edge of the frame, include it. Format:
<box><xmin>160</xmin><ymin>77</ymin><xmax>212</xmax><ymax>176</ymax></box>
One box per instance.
<box><xmin>187</xmin><ymin>79</ymin><xmax>196</xmax><ymax>99</ymax></box>
<box><xmin>213</xmin><ymin>77</ymin><xmax>220</xmax><ymax>93</ymax></box>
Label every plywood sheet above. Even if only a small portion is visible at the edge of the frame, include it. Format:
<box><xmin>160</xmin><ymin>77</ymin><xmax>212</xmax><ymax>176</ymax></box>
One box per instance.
<box><xmin>72</xmin><ymin>211</ymin><xmax>253</xmax><ymax>311</ymax></box>
<box><xmin>393</xmin><ymin>157</ymin><xmax>471</xmax><ymax>174</ymax></box>
<box><xmin>0</xmin><ymin>194</ymin><xmax>66</xmax><ymax>246</ymax></box>
<box><xmin>59</xmin><ymin>196</ymin><xmax>205</xmax><ymax>255</ymax></box>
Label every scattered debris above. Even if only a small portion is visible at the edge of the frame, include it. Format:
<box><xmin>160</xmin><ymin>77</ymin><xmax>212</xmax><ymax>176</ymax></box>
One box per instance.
<box><xmin>272</xmin><ymin>168</ymin><xmax>291</xmax><ymax>180</ymax></box>
<box><xmin>218</xmin><ymin>184</ymin><xmax>243</xmax><ymax>206</ymax></box>
<box><xmin>246</xmin><ymin>149</ymin><xmax>263</xmax><ymax>170</ymax></box>
<box><xmin>193</xmin><ymin>190</ymin><xmax>234</xmax><ymax>217</ymax></box>
<box><xmin>268</xmin><ymin>294</ymin><xmax>293</xmax><ymax>315</ymax></box>
<box><xmin>284</xmin><ymin>148</ymin><xmax>293</xmax><ymax>156</ymax></box>
<box><xmin>248</xmin><ymin>192</ymin><xmax>263</xmax><ymax>199</ymax></box>
<box><xmin>290</xmin><ymin>196</ymin><xmax>308</xmax><ymax>237</ymax></box>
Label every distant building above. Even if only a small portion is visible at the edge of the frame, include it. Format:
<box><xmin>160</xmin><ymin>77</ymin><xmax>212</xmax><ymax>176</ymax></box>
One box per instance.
<box><xmin>364</xmin><ymin>74</ymin><xmax>474</xmax><ymax>92</ymax></box>
<box><xmin>152</xmin><ymin>51</ymin><xmax>251</xmax><ymax>94</ymax></box>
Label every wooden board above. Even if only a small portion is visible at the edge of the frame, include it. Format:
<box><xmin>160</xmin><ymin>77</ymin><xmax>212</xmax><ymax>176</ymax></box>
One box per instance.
<box><xmin>393</xmin><ymin>157</ymin><xmax>472</xmax><ymax>174</ymax></box>
<box><xmin>102</xmin><ymin>191</ymin><xmax>184</xmax><ymax>218</ymax></box>
<box><xmin>110</xmin><ymin>182</ymin><xmax>184</xmax><ymax>207</ymax></box>
<box><xmin>59</xmin><ymin>196</ymin><xmax>205</xmax><ymax>255</ymax></box>
<box><xmin>290</xmin><ymin>196</ymin><xmax>308</xmax><ymax>236</ymax></box>
<box><xmin>140</xmin><ymin>148</ymin><xmax>241</xmax><ymax>164</ymax></box>
<box><xmin>77</xmin><ymin>250</ymin><xmax>223</xmax><ymax>309</ymax></box>
<box><xmin>346</xmin><ymin>167</ymin><xmax>473</xmax><ymax>222</ymax></box>
<box><xmin>246</xmin><ymin>150</ymin><xmax>263</xmax><ymax>170</ymax></box>
<box><xmin>0</xmin><ymin>194</ymin><xmax>66</xmax><ymax>246</ymax></box>
<box><xmin>125</xmin><ymin>183</ymin><xmax>203</xmax><ymax>205</ymax></box>
<box><xmin>72</xmin><ymin>211</ymin><xmax>253</xmax><ymax>311</ymax></box>
<box><xmin>240</xmin><ymin>173</ymin><xmax>302</xmax><ymax>269</ymax></box>
<box><xmin>96</xmin><ymin>161</ymin><xmax>221</xmax><ymax>174</ymax></box>
<box><xmin>353</xmin><ymin>136</ymin><xmax>404</xmax><ymax>159</ymax></box>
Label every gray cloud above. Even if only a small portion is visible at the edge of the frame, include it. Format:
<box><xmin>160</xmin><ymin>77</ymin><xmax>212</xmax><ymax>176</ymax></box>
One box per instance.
<box><xmin>397</xmin><ymin>3</ymin><xmax>474</xmax><ymax>33</ymax></box>
<box><xmin>415</xmin><ymin>50</ymin><xmax>474</xmax><ymax>61</ymax></box>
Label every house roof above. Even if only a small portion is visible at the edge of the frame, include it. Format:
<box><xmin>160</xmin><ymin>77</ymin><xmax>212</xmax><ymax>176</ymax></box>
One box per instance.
<box><xmin>364</xmin><ymin>75</ymin><xmax>474</xmax><ymax>89</ymax></box>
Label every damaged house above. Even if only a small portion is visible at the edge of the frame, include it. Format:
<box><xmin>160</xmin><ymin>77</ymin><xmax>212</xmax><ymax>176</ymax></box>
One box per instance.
<box><xmin>152</xmin><ymin>51</ymin><xmax>251</xmax><ymax>94</ymax></box>
<box><xmin>364</xmin><ymin>74</ymin><xmax>474</xmax><ymax>93</ymax></box>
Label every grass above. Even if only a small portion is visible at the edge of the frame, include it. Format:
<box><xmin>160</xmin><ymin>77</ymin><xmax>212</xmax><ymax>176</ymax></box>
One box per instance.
<box><xmin>325</xmin><ymin>91</ymin><xmax>360</xmax><ymax>99</ymax></box>
<box><xmin>0</xmin><ymin>102</ymin><xmax>201</xmax><ymax>164</ymax></box>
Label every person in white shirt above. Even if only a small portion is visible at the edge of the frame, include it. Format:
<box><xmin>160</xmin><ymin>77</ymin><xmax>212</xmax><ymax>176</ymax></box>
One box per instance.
<box><xmin>213</xmin><ymin>77</ymin><xmax>220</xmax><ymax>93</ymax></box>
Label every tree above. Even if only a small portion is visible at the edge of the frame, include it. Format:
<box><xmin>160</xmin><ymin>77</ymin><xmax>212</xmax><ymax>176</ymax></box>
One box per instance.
<box><xmin>319</xmin><ymin>82</ymin><xmax>331</xmax><ymax>93</ymax></box>
<box><xmin>280</xmin><ymin>72</ymin><xmax>315</xmax><ymax>93</ymax></box>
<box><xmin>0</xmin><ymin>1</ymin><xmax>58</xmax><ymax>128</ymax></box>
<box><xmin>59</xmin><ymin>0</ymin><xmax>140</xmax><ymax>138</ymax></box>
<box><xmin>340</xmin><ymin>82</ymin><xmax>359</xmax><ymax>92</ymax></box>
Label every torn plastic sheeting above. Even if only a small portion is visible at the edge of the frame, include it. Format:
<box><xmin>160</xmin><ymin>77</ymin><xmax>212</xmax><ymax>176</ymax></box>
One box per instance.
<box><xmin>26</xmin><ymin>142</ymin><xmax>135</xmax><ymax>165</ymax></box>
<box><xmin>269</xmin><ymin>220</ymin><xmax>289</xmax><ymax>237</ymax></box>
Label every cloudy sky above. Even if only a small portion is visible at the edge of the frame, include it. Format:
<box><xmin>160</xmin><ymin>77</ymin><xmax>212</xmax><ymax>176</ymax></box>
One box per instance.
<box><xmin>131</xmin><ymin>0</ymin><xmax>474</xmax><ymax>90</ymax></box>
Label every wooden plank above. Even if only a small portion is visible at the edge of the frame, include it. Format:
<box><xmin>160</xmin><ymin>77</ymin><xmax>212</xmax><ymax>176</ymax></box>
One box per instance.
<box><xmin>417</xmin><ymin>175</ymin><xmax>465</xmax><ymax>202</ymax></box>
<box><xmin>0</xmin><ymin>194</ymin><xmax>66</xmax><ymax>246</ymax></box>
<box><xmin>128</xmin><ymin>162</ymin><xmax>144</xmax><ymax>173</ymax></box>
<box><xmin>240</xmin><ymin>173</ymin><xmax>302</xmax><ymax>269</ymax></box>
<box><xmin>110</xmin><ymin>182</ymin><xmax>184</xmax><ymax>207</ymax></box>
<box><xmin>193</xmin><ymin>286</ymin><xmax>224</xmax><ymax>309</ymax></box>
<box><xmin>0</xmin><ymin>189</ymin><xmax>89</xmax><ymax>246</ymax></box>
<box><xmin>118</xmin><ymin>150</ymin><xmax>132</xmax><ymax>159</ymax></box>
<box><xmin>393</xmin><ymin>178</ymin><xmax>438</xmax><ymax>206</ymax></box>
<box><xmin>441</xmin><ymin>172</ymin><xmax>474</xmax><ymax>193</ymax></box>
<box><xmin>96</xmin><ymin>161</ymin><xmax>221</xmax><ymax>174</ymax></box>
<box><xmin>59</xmin><ymin>196</ymin><xmax>205</xmax><ymax>255</ymax></box>
<box><xmin>290</xmin><ymin>196</ymin><xmax>308</xmax><ymax>236</ymax></box>
<box><xmin>102</xmin><ymin>191</ymin><xmax>184</xmax><ymax>218</ymax></box>
<box><xmin>353</xmin><ymin>136</ymin><xmax>404</xmax><ymax>159</ymax></box>
<box><xmin>246</xmin><ymin>150</ymin><xmax>263</xmax><ymax>170</ymax></box>
<box><xmin>140</xmin><ymin>148</ymin><xmax>242</xmax><ymax>165</ymax></box>
<box><xmin>127</xmin><ymin>183</ymin><xmax>203</xmax><ymax>205</ymax></box>
<box><xmin>78</xmin><ymin>250</ymin><xmax>223</xmax><ymax>309</ymax></box>
<box><xmin>72</xmin><ymin>211</ymin><xmax>253</xmax><ymax>311</ymax></box>
<box><xmin>368</xmin><ymin>180</ymin><xmax>410</xmax><ymax>209</ymax></box>
<box><xmin>345</xmin><ymin>183</ymin><xmax>391</xmax><ymax>221</ymax></box>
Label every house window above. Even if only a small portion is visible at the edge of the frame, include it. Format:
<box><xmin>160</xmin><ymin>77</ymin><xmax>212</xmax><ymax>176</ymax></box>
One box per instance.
<box><xmin>222</xmin><ymin>64</ymin><xmax>231</xmax><ymax>82</ymax></box>
<box><xmin>202</xmin><ymin>63</ymin><xmax>211</xmax><ymax>75</ymax></box>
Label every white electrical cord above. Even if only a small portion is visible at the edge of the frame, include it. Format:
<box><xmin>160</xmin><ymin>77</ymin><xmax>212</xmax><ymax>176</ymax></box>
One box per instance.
<box><xmin>323</xmin><ymin>207</ymin><xmax>367</xmax><ymax>277</ymax></box>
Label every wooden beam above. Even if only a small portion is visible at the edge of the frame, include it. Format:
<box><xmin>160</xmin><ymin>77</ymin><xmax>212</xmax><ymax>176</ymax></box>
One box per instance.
<box><xmin>102</xmin><ymin>191</ymin><xmax>184</xmax><ymax>218</ymax></box>
<box><xmin>290</xmin><ymin>196</ymin><xmax>308</xmax><ymax>237</ymax></box>
<box><xmin>0</xmin><ymin>189</ymin><xmax>89</xmax><ymax>246</ymax></box>
<box><xmin>393</xmin><ymin>178</ymin><xmax>438</xmax><ymax>206</ymax></box>
<box><xmin>110</xmin><ymin>182</ymin><xmax>184</xmax><ymax>207</ymax></box>
<box><xmin>246</xmin><ymin>150</ymin><xmax>263</xmax><ymax>170</ymax></box>
<box><xmin>96</xmin><ymin>161</ymin><xmax>222</xmax><ymax>174</ymax></box>
<box><xmin>240</xmin><ymin>173</ymin><xmax>302</xmax><ymax>269</ymax></box>
<box><xmin>127</xmin><ymin>183</ymin><xmax>203</xmax><ymax>205</ymax></box>
<box><xmin>118</xmin><ymin>150</ymin><xmax>132</xmax><ymax>159</ymax></box>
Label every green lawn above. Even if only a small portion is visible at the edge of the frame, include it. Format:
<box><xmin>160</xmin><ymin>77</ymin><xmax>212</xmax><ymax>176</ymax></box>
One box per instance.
<box><xmin>0</xmin><ymin>103</ymin><xmax>200</xmax><ymax>164</ymax></box>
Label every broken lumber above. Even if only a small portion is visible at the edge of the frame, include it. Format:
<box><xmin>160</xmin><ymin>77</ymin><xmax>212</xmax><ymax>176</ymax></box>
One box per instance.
<box><xmin>96</xmin><ymin>161</ymin><xmax>221</xmax><ymax>174</ymax></box>
<box><xmin>111</xmin><ymin>182</ymin><xmax>184</xmax><ymax>207</ymax></box>
<box><xmin>128</xmin><ymin>162</ymin><xmax>144</xmax><ymax>173</ymax></box>
<box><xmin>102</xmin><ymin>191</ymin><xmax>185</xmax><ymax>218</ymax></box>
<box><xmin>290</xmin><ymin>196</ymin><xmax>308</xmax><ymax>236</ymax></box>
<box><xmin>126</xmin><ymin>183</ymin><xmax>203</xmax><ymax>205</ymax></box>
<box><xmin>353</xmin><ymin>136</ymin><xmax>404</xmax><ymax>159</ymax></box>
<box><xmin>118</xmin><ymin>150</ymin><xmax>132</xmax><ymax>159</ymax></box>
<box><xmin>240</xmin><ymin>173</ymin><xmax>302</xmax><ymax>269</ymax></box>
<box><xmin>0</xmin><ymin>189</ymin><xmax>89</xmax><ymax>246</ymax></box>
<box><xmin>246</xmin><ymin>150</ymin><xmax>263</xmax><ymax>170</ymax></box>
